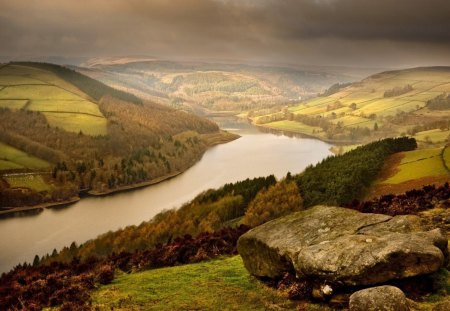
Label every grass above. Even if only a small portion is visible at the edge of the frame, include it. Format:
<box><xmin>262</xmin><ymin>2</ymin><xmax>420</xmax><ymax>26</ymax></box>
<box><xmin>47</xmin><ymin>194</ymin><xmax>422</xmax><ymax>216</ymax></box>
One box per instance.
<box><xmin>43</xmin><ymin>112</ymin><xmax>108</xmax><ymax>136</ymax></box>
<box><xmin>0</xmin><ymin>74</ymin><xmax>46</xmax><ymax>85</ymax></box>
<box><xmin>256</xmin><ymin>68</ymin><xmax>450</xmax><ymax>142</ymax></box>
<box><xmin>0</xmin><ymin>99</ymin><xmax>28</xmax><ymax>110</ymax></box>
<box><xmin>5</xmin><ymin>175</ymin><xmax>51</xmax><ymax>192</ymax></box>
<box><xmin>92</xmin><ymin>256</ymin><xmax>297</xmax><ymax>311</ymax></box>
<box><xmin>0</xmin><ymin>64</ymin><xmax>107</xmax><ymax>135</ymax></box>
<box><xmin>383</xmin><ymin>147</ymin><xmax>448</xmax><ymax>184</ymax></box>
<box><xmin>264</xmin><ymin>120</ymin><xmax>323</xmax><ymax>136</ymax></box>
<box><xmin>414</xmin><ymin>129</ymin><xmax>450</xmax><ymax>144</ymax></box>
<box><xmin>27</xmin><ymin>99</ymin><xmax>103</xmax><ymax>116</ymax></box>
<box><xmin>0</xmin><ymin>142</ymin><xmax>50</xmax><ymax>170</ymax></box>
<box><xmin>444</xmin><ymin>146</ymin><xmax>450</xmax><ymax>170</ymax></box>
<box><xmin>0</xmin><ymin>85</ymin><xmax>84</xmax><ymax>100</ymax></box>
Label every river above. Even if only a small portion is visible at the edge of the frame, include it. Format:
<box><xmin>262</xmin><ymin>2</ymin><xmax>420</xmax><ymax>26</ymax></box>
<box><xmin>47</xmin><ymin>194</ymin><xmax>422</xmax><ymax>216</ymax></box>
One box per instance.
<box><xmin>0</xmin><ymin>117</ymin><xmax>331</xmax><ymax>273</ymax></box>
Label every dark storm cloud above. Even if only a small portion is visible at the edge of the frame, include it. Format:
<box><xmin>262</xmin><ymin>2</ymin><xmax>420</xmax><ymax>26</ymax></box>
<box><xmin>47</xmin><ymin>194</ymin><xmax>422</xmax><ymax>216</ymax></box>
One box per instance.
<box><xmin>0</xmin><ymin>0</ymin><xmax>449</xmax><ymax>66</ymax></box>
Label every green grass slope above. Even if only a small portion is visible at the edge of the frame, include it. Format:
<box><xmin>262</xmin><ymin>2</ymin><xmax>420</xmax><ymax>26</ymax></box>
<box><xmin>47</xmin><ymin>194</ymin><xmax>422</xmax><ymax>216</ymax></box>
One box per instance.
<box><xmin>91</xmin><ymin>256</ymin><xmax>296</xmax><ymax>311</ymax></box>
<box><xmin>0</xmin><ymin>64</ymin><xmax>107</xmax><ymax>135</ymax></box>
<box><xmin>367</xmin><ymin>145</ymin><xmax>450</xmax><ymax>197</ymax></box>
<box><xmin>252</xmin><ymin>67</ymin><xmax>450</xmax><ymax>145</ymax></box>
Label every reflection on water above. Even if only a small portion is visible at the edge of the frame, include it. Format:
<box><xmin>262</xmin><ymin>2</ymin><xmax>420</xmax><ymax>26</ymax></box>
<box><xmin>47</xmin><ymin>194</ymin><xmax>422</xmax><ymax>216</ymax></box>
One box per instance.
<box><xmin>0</xmin><ymin>117</ymin><xmax>331</xmax><ymax>272</ymax></box>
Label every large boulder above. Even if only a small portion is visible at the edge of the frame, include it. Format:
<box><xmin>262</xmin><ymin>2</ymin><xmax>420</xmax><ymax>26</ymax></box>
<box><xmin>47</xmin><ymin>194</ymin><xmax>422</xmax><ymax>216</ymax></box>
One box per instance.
<box><xmin>349</xmin><ymin>285</ymin><xmax>409</xmax><ymax>311</ymax></box>
<box><xmin>237</xmin><ymin>205</ymin><xmax>447</xmax><ymax>286</ymax></box>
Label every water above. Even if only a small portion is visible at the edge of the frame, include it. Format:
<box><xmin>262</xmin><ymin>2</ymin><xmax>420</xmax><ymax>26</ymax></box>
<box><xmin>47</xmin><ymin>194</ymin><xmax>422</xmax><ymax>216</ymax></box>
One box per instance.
<box><xmin>0</xmin><ymin>118</ymin><xmax>331</xmax><ymax>273</ymax></box>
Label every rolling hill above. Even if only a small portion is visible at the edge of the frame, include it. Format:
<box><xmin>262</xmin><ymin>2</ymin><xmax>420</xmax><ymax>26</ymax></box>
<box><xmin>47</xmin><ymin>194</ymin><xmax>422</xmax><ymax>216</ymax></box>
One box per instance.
<box><xmin>251</xmin><ymin>67</ymin><xmax>450</xmax><ymax>145</ymax></box>
<box><xmin>0</xmin><ymin>62</ymin><xmax>236</xmax><ymax>211</ymax></box>
<box><xmin>74</xmin><ymin>58</ymin><xmax>375</xmax><ymax>115</ymax></box>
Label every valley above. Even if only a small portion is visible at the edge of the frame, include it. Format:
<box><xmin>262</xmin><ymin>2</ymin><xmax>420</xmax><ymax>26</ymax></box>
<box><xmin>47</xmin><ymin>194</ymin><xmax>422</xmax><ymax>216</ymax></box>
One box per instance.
<box><xmin>75</xmin><ymin>58</ymin><xmax>376</xmax><ymax>115</ymax></box>
<box><xmin>250</xmin><ymin>67</ymin><xmax>450</xmax><ymax>146</ymax></box>
<box><xmin>0</xmin><ymin>63</ymin><xmax>235</xmax><ymax>213</ymax></box>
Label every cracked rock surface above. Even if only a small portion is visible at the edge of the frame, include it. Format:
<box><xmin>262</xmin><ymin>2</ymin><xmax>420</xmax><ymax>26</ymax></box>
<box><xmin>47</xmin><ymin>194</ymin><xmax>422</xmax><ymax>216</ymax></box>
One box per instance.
<box><xmin>237</xmin><ymin>205</ymin><xmax>447</xmax><ymax>286</ymax></box>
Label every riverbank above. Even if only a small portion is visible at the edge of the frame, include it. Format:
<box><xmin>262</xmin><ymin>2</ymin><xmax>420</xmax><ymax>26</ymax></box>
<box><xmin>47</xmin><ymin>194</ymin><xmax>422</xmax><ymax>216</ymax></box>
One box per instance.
<box><xmin>0</xmin><ymin>197</ymin><xmax>80</xmax><ymax>218</ymax></box>
<box><xmin>0</xmin><ymin>131</ymin><xmax>239</xmax><ymax>218</ymax></box>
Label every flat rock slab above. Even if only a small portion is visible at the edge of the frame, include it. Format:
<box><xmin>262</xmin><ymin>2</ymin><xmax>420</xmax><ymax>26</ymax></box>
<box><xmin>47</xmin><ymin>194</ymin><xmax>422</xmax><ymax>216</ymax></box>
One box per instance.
<box><xmin>237</xmin><ymin>205</ymin><xmax>447</xmax><ymax>286</ymax></box>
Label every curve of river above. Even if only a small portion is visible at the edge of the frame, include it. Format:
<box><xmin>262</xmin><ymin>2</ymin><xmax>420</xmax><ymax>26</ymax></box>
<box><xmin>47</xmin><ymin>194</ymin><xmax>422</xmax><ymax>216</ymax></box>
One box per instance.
<box><xmin>0</xmin><ymin>118</ymin><xmax>331</xmax><ymax>273</ymax></box>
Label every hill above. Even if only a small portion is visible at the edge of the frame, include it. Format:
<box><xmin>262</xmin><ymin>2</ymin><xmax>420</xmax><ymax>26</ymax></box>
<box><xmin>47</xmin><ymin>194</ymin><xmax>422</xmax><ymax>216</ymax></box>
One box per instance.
<box><xmin>250</xmin><ymin>67</ymin><xmax>450</xmax><ymax>145</ymax></box>
<box><xmin>91</xmin><ymin>256</ymin><xmax>296</xmax><ymax>311</ymax></box>
<box><xmin>74</xmin><ymin>59</ymin><xmax>372</xmax><ymax>115</ymax></box>
<box><xmin>367</xmin><ymin>145</ymin><xmax>450</xmax><ymax>198</ymax></box>
<box><xmin>0</xmin><ymin>62</ymin><xmax>236</xmax><ymax>211</ymax></box>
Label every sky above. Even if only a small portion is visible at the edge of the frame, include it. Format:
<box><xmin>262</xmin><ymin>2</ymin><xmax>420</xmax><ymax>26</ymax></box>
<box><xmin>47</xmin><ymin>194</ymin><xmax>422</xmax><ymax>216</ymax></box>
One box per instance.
<box><xmin>0</xmin><ymin>0</ymin><xmax>449</xmax><ymax>68</ymax></box>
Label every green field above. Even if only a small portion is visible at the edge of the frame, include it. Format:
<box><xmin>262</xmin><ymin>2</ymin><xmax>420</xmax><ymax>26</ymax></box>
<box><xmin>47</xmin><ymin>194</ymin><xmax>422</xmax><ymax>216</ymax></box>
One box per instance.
<box><xmin>414</xmin><ymin>129</ymin><xmax>450</xmax><ymax>144</ymax></box>
<box><xmin>0</xmin><ymin>99</ymin><xmax>28</xmax><ymax>110</ymax></box>
<box><xmin>0</xmin><ymin>64</ymin><xmax>108</xmax><ymax>135</ymax></box>
<box><xmin>43</xmin><ymin>112</ymin><xmax>107</xmax><ymax>136</ymax></box>
<box><xmin>92</xmin><ymin>256</ymin><xmax>296</xmax><ymax>311</ymax></box>
<box><xmin>383</xmin><ymin>147</ymin><xmax>448</xmax><ymax>184</ymax></box>
<box><xmin>27</xmin><ymin>100</ymin><xmax>103</xmax><ymax>116</ymax></box>
<box><xmin>252</xmin><ymin>68</ymin><xmax>450</xmax><ymax>144</ymax></box>
<box><xmin>0</xmin><ymin>142</ymin><xmax>50</xmax><ymax>170</ymax></box>
<box><xmin>444</xmin><ymin>146</ymin><xmax>450</xmax><ymax>170</ymax></box>
<box><xmin>5</xmin><ymin>175</ymin><xmax>51</xmax><ymax>192</ymax></box>
<box><xmin>264</xmin><ymin>120</ymin><xmax>323</xmax><ymax>136</ymax></box>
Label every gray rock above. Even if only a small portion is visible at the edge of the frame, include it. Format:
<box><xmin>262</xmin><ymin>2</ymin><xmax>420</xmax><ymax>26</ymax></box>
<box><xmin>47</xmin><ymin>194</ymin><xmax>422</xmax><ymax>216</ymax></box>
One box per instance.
<box><xmin>349</xmin><ymin>286</ymin><xmax>409</xmax><ymax>311</ymax></box>
<box><xmin>237</xmin><ymin>206</ymin><xmax>447</xmax><ymax>286</ymax></box>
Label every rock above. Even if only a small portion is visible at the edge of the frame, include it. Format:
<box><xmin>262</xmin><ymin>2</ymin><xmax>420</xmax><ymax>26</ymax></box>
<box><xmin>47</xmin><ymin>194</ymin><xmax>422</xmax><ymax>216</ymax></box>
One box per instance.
<box><xmin>349</xmin><ymin>286</ymin><xmax>409</xmax><ymax>311</ymax></box>
<box><xmin>237</xmin><ymin>206</ymin><xmax>447</xmax><ymax>286</ymax></box>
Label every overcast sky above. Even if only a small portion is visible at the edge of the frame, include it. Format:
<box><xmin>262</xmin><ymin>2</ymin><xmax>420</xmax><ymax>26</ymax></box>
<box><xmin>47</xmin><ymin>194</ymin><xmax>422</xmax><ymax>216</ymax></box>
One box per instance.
<box><xmin>1</xmin><ymin>0</ymin><xmax>449</xmax><ymax>67</ymax></box>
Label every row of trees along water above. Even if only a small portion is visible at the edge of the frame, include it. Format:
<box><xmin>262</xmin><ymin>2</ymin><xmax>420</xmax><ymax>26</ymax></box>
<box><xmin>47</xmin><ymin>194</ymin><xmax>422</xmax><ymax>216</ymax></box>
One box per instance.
<box><xmin>39</xmin><ymin>137</ymin><xmax>416</xmax><ymax>264</ymax></box>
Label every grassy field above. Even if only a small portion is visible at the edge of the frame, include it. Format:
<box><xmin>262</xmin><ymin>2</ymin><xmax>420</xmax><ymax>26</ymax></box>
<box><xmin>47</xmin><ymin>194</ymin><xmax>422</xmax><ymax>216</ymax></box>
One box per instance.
<box><xmin>92</xmin><ymin>256</ymin><xmax>297</xmax><ymax>311</ymax></box>
<box><xmin>414</xmin><ymin>129</ymin><xmax>450</xmax><ymax>144</ymax></box>
<box><xmin>444</xmin><ymin>146</ymin><xmax>450</xmax><ymax>170</ymax></box>
<box><xmin>383</xmin><ymin>148</ymin><xmax>448</xmax><ymax>184</ymax></box>
<box><xmin>367</xmin><ymin>146</ymin><xmax>450</xmax><ymax>198</ymax></box>
<box><xmin>263</xmin><ymin>120</ymin><xmax>323</xmax><ymax>136</ymax></box>
<box><xmin>0</xmin><ymin>142</ymin><xmax>50</xmax><ymax>170</ymax></box>
<box><xmin>251</xmin><ymin>68</ymin><xmax>450</xmax><ymax>144</ymax></box>
<box><xmin>5</xmin><ymin>175</ymin><xmax>51</xmax><ymax>192</ymax></box>
<box><xmin>0</xmin><ymin>64</ymin><xmax>107</xmax><ymax>135</ymax></box>
<box><xmin>0</xmin><ymin>99</ymin><xmax>28</xmax><ymax>110</ymax></box>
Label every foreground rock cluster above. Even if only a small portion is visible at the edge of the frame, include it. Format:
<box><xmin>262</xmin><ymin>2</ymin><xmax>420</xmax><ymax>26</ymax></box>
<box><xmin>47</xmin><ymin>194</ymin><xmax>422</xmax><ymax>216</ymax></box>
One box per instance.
<box><xmin>237</xmin><ymin>205</ymin><xmax>448</xmax><ymax>309</ymax></box>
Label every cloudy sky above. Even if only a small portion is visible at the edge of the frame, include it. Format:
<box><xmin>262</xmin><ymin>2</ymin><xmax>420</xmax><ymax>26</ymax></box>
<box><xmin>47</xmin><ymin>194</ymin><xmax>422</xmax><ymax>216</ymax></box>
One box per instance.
<box><xmin>1</xmin><ymin>0</ymin><xmax>449</xmax><ymax>67</ymax></box>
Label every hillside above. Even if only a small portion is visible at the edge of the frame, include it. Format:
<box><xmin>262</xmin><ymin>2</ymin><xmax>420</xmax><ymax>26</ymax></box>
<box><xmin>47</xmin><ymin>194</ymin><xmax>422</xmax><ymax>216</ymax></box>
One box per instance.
<box><xmin>367</xmin><ymin>145</ymin><xmax>450</xmax><ymax>198</ymax></box>
<box><xmin>0</xmin><ymin>62</ymin><xmax>236</xmax><ymax>211</ymax></box>
<box><xmin>91</xmin><ymin>256</ymin><xmax>296</xmax><ymax>311</ymax></box>
<box><xmin>1</xmin><ymin>137</ymin><xmax>449</xmax><ymax>310</ymax></box>
<box><xmin>251</xmin><ymin>67</ymin><xmax>450</xmax><ymax>145</ymax></box>
<box><xmin>74</xmin><ymin>59</ymin><xmax>371</xmax><ymax>114</ymax></box>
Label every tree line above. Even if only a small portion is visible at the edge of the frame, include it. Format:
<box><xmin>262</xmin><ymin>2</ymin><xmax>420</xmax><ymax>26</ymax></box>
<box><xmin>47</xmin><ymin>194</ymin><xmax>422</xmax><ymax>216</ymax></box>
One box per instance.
<box><xmin>295</xmin><ymin>137</ymin><xmax>417</xmax><ymax>207</ymax></box>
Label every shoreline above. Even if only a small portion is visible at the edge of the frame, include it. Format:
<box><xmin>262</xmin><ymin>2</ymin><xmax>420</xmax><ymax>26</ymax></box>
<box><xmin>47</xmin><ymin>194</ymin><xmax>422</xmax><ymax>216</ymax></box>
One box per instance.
<box><xmin>0</xmin><ymin>131</ymin><xmax>239</xmax><ymax>218</ymax></box>
<box><xmin>253</xmin><ymin>123</ymin><xmax>362</xmax><ymax>145</ymax></box>
<box><xmin>0</xmin><ymin>197</ymin><xmax>81</xmax><ymax>218</ymax></box>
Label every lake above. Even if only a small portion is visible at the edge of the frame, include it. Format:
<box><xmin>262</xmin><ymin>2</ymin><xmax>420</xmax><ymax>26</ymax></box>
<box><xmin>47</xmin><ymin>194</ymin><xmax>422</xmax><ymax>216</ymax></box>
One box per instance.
<box><xmin>0</xmin><ymin>117</ymin><xmax>331</xmax><ymax>273</ymax></box>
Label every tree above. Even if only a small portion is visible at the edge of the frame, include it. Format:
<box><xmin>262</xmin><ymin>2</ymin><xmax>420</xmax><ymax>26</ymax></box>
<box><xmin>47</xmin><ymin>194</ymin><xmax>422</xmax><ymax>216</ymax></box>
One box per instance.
<box><xmin>243</xmin><ymin>181</ymin><xmax>303</xmax><ymax>227</ymax></box>
<box><xmin>33</xmin><ymin>255</ymin><xmax>40</xmax><ymax>266</ymax></box>
<box><xmin>374</xmin><ymin>122</ymin><xmax>379</xmax><ymax>131</ymax></box>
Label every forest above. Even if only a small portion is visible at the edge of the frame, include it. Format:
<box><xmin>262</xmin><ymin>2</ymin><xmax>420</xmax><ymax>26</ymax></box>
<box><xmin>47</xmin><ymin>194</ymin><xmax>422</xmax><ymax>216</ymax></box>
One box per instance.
<box><xmin>0</xmin><ymin>63</ymin><xmax>234</xmax><ymax>208</ymax></box>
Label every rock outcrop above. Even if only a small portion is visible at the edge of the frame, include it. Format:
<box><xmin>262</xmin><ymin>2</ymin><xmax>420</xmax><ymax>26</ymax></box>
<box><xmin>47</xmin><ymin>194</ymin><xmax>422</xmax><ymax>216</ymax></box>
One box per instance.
<box><xmin>237</xmin><ymin>205</ymin><xmax>447</xmax><ymax>286</ymax></box>
<box><xmin>349</xmin><ymin>285</ymin><xmax>409</xmax><ymax>311</ymax></box>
